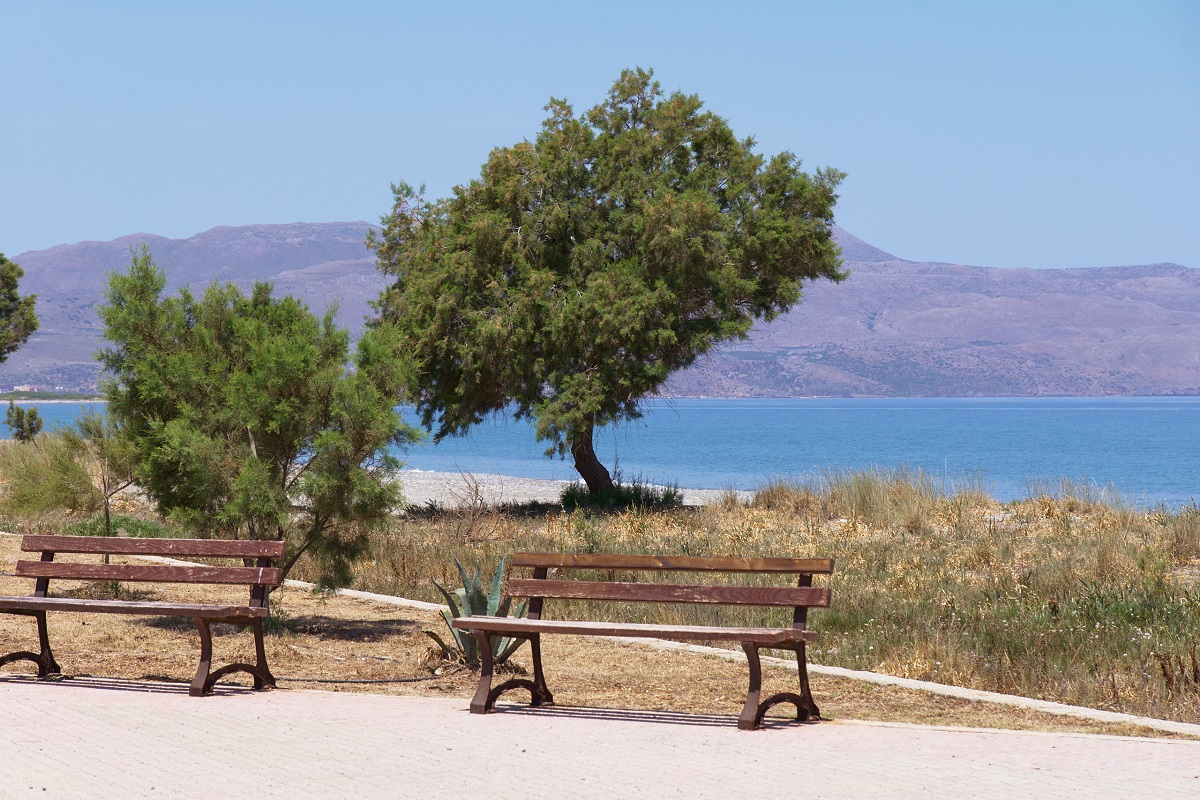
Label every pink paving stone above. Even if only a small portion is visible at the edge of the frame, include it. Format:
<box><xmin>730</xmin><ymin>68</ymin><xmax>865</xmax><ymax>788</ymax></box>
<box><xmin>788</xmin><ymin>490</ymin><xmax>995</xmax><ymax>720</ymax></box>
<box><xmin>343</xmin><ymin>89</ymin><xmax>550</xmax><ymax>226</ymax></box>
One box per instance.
<box><xmin>2</xmin><ymin>677</ymin><xmax>1198</xmax><ymax>799</ymax></box>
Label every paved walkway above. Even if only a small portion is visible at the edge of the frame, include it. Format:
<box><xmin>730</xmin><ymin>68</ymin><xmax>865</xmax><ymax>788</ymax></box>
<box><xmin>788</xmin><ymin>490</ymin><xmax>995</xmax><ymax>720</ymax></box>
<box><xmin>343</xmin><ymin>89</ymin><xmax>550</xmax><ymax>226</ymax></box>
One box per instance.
<box><xmin>3</xmin><ymin>677</ymin><xmax>1198</xmax><ymax>799</ymax></box>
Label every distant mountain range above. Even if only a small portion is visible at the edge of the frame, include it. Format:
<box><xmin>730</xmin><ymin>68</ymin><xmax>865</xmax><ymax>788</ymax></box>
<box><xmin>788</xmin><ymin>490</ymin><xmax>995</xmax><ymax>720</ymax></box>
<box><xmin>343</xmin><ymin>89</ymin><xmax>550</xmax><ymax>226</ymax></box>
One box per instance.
<box><xmin>3</xmin><ymin>222</ymin><xmax>379</xmax><ymax>391</ymax></box>
<box><xmin>2</xmin><ymin>222</ymin><xmax>1197</xmax><ymax>397</ymax></box>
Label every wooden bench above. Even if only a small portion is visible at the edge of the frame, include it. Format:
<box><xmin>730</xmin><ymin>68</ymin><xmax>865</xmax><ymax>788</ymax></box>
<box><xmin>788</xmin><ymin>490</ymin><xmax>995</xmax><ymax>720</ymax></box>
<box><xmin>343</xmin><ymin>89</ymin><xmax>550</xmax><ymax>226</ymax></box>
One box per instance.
<box><xmin>452</xmin><ymin>552</ymin><xmax>833</xmax><ymax>730</ymax></box>
<box><xmin>0</xmin><ymin>534</ymin><xmax>284</xmax><ymax>696</ymax></box>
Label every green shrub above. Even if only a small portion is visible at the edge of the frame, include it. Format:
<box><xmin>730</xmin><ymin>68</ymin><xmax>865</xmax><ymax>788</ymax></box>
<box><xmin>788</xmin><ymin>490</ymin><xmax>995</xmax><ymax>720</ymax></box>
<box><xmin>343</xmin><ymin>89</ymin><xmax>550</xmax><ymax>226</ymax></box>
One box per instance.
<box><xmin>62</xmin><ymin>514</ymin><xmax>183</xmax><ymax>539</ymax></box>
<box><xmin>560</xmin><ymin>475</ymin><xmax>681</xmax><ymax>511</ymax></box>
<box><xmin>425</xmin><ymin>556</ymin><xmax>528</xmax><ymax>667</ymax></box>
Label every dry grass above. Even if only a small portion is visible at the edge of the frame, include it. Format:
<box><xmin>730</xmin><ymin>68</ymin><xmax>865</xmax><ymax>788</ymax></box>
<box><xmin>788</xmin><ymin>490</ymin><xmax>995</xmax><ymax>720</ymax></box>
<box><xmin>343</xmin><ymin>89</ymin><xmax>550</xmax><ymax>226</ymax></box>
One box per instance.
<box><xmin>324</xmin><ymin>468</ymin><xmax>1200</xmax><ymax>727</ymax></box>
<box><xmin>3</xmin><ymin>533</ymin><xmax>1191</xmax><ymax>739</ymax></box>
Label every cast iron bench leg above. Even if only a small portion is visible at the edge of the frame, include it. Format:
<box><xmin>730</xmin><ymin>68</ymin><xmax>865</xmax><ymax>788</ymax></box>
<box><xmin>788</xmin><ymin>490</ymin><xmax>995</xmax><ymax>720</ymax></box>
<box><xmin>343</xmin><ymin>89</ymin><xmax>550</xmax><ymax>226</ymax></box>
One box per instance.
<box><xmin>0</xmin><ymin>610</ymin><xmax>63</xmax><ymax>678</ymax></box>
<box><xmin>739</xmin><ymin>642</ymin><xmax>819</xmax><ymax>730</ymax></box>
<box><xmin>739</xmin><ymin>641</ymin><xmax>765</xmax><ymax>730</ymax></box>
<box><xmin>529</xmin><ymin>633</ymin><xmax>554</xmax><ymax>707</ymax></box>
<box><xmin>250</xmin><ymin>618</ymin><xmax>276</xmax><ymax>690</ymax></box>
<box><xmin>469</xmin><ymin>629</ymin><xmax>495</xmax><ymax>713</ymax></box>
<box><xmin>191</xmin><ymin>618</ymin><xmax>277</xmax><ymax>697</ymax></box>
<box><xmin>34</xmin><ymin>610</ymin><xmax>61</xmax><ymax>676</ymax></box>
<box><xmin>191</xmin><ymin>618</ymin><xmax>215</xmax><ymax>697</ymax></box>
<box><xmin>469</xmin><ymin>630</ymin><xmax>553</xmax><ymax>714</ymax></box>
<box><xmin>794</xmin><ymin>641</ymin><xmax>821</xmax><ymax>721</ymax></box>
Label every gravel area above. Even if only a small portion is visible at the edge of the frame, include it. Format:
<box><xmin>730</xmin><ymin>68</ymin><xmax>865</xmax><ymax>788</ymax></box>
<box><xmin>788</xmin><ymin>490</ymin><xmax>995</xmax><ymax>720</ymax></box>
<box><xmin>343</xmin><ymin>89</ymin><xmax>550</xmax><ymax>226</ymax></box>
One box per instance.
<box><xmin>397</xmin><ymin>470</ymin><xmax>747</xmax><ymax>508</ymax></box>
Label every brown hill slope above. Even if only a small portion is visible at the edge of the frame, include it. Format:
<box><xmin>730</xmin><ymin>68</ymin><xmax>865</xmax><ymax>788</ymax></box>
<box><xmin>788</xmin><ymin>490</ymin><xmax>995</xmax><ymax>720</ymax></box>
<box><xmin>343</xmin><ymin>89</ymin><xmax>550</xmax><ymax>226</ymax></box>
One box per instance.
<box><xmin>666</xmin><ymin>260</ymin><xmax>1200</xmax><ymax>396</ymax></box>
<box><xmin>1</xmin><ymin>223</ymin><xmax>1196</xmax><ymax>396</ymax></box>
<box><xmin>2</xmin><ymin>222</ymin><xmax>381</xmax><ymax>390</ymax></box>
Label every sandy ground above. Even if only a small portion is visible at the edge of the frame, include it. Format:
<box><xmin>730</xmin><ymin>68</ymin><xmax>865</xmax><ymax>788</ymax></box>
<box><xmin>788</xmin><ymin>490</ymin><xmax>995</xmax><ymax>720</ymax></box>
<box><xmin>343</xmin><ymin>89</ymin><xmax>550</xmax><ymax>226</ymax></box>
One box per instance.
<box><xmin>397</xmin><ymin>469</ymin><xmax>748</xmax><ymax>508</ymax></box>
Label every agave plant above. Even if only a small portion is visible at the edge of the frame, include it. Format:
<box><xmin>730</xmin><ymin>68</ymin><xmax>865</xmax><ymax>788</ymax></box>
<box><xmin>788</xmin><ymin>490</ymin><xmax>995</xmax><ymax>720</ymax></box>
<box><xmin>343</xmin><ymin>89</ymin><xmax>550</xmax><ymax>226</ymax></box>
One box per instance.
<box><xmin>425</xmin><ymin>556</ymin><xmax>528</xmax><ymax>667</ymax></box>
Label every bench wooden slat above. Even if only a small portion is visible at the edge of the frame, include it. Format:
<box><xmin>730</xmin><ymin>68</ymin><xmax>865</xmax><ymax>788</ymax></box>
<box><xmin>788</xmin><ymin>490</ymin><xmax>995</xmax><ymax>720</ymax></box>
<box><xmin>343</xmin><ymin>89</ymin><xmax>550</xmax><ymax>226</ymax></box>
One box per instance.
<box><xmin>20</xmin><ymin>535</ymin><xmax>286</xmax><ymax>559</ymax></box>
<box><xmin>451</xmin><ymin>616</ymin><xmax>818</xmax><ymax>644</ymax></box>
<box><xmin>509</xmin><ymin>552</ymin><xmax>834</xmax><ymax>574</ymax></box>
<box><xmin>507</xmin><ymin>578</ymin><xmax>830</xmax><ymax>607</ymax></box>
<box><xmin>15</xmin><ymin>561</ymin><xmax>283</xmax><ymax>587</ymax></box>
<box><xmin>0</xmin><ymin>596</ymin><xmax>269</xmax><ymax>619</ymax></box>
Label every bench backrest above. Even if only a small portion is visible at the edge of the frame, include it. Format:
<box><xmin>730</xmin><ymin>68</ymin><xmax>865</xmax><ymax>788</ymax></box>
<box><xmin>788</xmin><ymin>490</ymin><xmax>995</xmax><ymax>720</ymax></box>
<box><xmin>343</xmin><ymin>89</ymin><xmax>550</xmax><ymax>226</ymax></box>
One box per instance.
<box><xmin>506</xmin><ymin>552</ymin><xmax>833</xmax><ymax>627</ymax></box>
<box><xmin>15</xmin><ymin>535</ymin><xmax>285</xmax><ymax>605</ymax></box>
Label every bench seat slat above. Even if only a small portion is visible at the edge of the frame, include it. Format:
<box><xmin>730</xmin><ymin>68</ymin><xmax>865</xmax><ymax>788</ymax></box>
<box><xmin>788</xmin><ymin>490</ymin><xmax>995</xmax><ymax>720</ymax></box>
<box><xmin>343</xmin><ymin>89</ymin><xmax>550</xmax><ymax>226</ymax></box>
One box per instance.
<box><xmin>15</xmin><ymin>561</ymin><xmax>283</xmax><ymax>587</ymax></box>
<box><xmin>20</xmin><ymin>535</ymin><xmax>286</xmax><ymax>559</ymax></box>
<box><xmin>506</xmin><ymin>578</ymin><xmax>830</xmax><ymax>607</ymax></box>
<box><xmin>0</xmin><ymin>596</ymin><xmax>268</xmax><ymax>618</ymax></box>
<box><xmin>452</xmin><ymin>616</ymin><xmax>816</xmax><ymax>644</ymax></box>
<box><xmin>510</xmin><ymin>552</ymin><xmax>833</xmax><ymax>574</ymax></box>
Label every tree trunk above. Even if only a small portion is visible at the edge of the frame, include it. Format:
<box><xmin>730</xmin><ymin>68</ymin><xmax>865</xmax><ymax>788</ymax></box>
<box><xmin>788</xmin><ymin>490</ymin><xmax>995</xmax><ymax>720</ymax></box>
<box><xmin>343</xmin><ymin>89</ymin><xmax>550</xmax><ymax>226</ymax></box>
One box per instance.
<box><xmin>102</xmin><ymin>497</ymin><xmax>112</xmax><ymax>565</ymax></box>
<box><xmin>571</xmin><ymin>422</ymin><xmax>614</xmax><ymax>495</ymax></box>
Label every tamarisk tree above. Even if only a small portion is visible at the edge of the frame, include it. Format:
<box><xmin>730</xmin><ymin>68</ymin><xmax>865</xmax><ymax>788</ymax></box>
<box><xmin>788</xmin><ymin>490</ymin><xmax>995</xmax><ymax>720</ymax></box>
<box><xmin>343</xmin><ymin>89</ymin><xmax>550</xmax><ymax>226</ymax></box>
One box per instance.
<box><xmin>0</xmin><ymin>250</ymin><xmax>38</xmax><ymax>366</ymax></box>
<box><xmin>371</xmin><ymin>68</ymin><xmax>845</xmax><ymax>494</ymax></box>
<box><xmin>98</xmin><ymin>246</ymin><xmax>421</xmax><ymax>585</ymax></box>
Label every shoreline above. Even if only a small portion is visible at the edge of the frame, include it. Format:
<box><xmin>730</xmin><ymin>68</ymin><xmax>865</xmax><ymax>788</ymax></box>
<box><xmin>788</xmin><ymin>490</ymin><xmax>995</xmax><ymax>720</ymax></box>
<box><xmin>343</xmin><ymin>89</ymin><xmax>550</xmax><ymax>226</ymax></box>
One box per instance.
<box><xmin>397</xmin><ymin>469</ymin><xmax>747</xmax><ymax>508</ymax></box>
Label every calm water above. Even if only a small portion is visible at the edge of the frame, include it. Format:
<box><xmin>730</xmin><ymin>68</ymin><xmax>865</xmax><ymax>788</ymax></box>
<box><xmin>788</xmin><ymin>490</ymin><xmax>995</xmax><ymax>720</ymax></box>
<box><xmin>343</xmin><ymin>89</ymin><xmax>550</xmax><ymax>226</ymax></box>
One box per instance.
<box><xmin>11</xmin><ymin>397</ymin><xmax>1200</xmax><ymax>507</ymax></box>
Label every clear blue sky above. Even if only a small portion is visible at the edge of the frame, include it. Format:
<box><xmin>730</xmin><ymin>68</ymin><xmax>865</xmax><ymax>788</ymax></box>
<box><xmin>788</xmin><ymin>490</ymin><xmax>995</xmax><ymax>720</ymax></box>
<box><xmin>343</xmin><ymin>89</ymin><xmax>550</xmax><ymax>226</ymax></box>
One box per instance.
<box><xmin>1</xmin><ymin>0</ymin><xmax>1196</xmax><ymax>268</ymax></box>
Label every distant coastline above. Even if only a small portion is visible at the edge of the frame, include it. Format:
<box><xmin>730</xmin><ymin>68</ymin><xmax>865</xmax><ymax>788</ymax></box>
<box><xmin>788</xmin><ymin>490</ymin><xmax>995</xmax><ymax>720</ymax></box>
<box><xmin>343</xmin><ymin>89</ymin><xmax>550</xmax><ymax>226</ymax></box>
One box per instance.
<box><xmin>1</xmin><ymin>392</ymin><xmax>103</xmax><ymax>403</ymax></box>
<box><xmin>6</xmin><ymin>397</ymin><xmax>1199</xmax><ymax>508</ymax></box>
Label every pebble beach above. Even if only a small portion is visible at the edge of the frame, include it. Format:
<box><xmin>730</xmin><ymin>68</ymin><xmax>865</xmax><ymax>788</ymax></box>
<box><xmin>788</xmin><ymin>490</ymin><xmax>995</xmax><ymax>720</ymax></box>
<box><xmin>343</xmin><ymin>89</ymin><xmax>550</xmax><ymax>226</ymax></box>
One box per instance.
<box><xmin>397</xmin><ymin>469</ymin><xmax>746</xmax><ymax>509</ymax></box>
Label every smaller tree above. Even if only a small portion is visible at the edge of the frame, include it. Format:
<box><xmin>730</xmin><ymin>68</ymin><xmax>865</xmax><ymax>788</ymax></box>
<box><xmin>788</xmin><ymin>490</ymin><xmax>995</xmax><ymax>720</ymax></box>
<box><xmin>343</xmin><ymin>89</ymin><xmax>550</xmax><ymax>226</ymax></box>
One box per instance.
<box><xmin>0</xmin><ymin>409</ymin><xmax>138</xmax><ymax>563</ymax></box>
<box><xmin>5</xmin><ymin>401</ymin><xmax>43</xmax><ymax>443</ymax></box>
<box><xmin>0</xmin><ymin>431</ymin><xmax>96</xmax><ymax>517</ymax></box>
<box><xmin>63</xmin><ymin>408</ymin><xmax>139</xmax><ymax>540</ymax></box>
<box><xmin>98</xmin><ymin>246</ymin><xmax>421</xmax><ymax>586</ymax></box>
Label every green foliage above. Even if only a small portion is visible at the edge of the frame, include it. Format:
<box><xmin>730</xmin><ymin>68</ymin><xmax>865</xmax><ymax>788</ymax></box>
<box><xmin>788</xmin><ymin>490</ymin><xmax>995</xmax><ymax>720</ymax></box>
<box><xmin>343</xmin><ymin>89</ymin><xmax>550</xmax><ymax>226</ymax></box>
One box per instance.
<box><xmin>559</xmin><ymin>475</ymin><xmax>682</xmax><ymax>512</ymax></box>
<box><xmin>1</xmin><ymin>392</ymin><xmax>103</xmax><ymax>401</ymax></box>
<box><xmin>65</xmin><ymin>408</ymin><xmax>139</xmax><ymax>537</ymax></box>
<box><xmin>425</xmin><ymin>556</ymin><xmax>528</xmax><ymax>667</ymax></box>
<box><xmin>371</xmin><ymin>67</ymin><xmax>845</xmax><ymax>494</ymax></box>
<box><xmin>0</xmin><ymin>408</ymin><xmax>139</xmax><ymax>542</ymax></box>
<box><xmin>0</xmin><ymin>432</ymin><xmax>96</xmax><ymax>514</ymax></box>
<box><xmin>62</xmin><ymin>514</ymin><xmax>182</xmax><ymax>539</ymax></box>
<box><xmin>5</xmin><ymin>401</ymin><xmax>43</xmax><ymax>443</ymax></box>
<box><xmin>96</xmin><ymin>245</ymin><xmax>423</xmax><ymax>586</ymax></box>
<box><xmin>0</xmin><ymin>252</ymin><xmax>37</xmax><ymax>365</ymax></box>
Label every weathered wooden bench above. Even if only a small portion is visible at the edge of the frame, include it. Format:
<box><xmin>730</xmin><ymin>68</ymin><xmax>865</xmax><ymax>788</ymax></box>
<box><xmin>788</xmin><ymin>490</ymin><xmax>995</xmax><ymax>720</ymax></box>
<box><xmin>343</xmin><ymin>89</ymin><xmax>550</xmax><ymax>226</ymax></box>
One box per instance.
<box><xmin>452</xmin><ymin>552</ymin><xmax>833</xmax><ymax>730</ymax></box>
<box><xmin>0</xmin><ymin>534</ymin><xmax>284</xmax><ymax>696</ymax></box>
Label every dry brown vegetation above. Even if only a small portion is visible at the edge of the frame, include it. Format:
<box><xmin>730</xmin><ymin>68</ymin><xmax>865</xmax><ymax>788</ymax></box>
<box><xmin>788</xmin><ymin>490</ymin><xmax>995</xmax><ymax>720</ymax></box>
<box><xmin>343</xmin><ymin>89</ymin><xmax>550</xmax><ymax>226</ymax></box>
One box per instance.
<box><xmin>3</xmin><ymin>465</ymin><xmax>1198</xmax><ymax>739</ymax></box>
<box><xmin>0</xmin><ymin>532</ymin><xmax>1189</xmax><ymax>739</ymax></box>
<box><xmin>326</xmin><ymin>469</ymin><xmax>1200</xmax><ymax>726</ymax></box>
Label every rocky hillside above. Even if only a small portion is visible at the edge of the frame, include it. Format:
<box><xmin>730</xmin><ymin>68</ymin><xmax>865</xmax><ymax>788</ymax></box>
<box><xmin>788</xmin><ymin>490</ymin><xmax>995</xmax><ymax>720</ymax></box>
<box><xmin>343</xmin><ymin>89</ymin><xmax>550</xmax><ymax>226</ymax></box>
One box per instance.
<box><xmin>2</xmin><ymin>222</ymin><xmax>382</xmax><ymax>391</ymax></box>
<box><xmin>2</xmin><ymin>222</ymin><xmax>1197</xmax><ymax>396</ymax></box>
<box><xmin>666</xmin><ymin>259</ymin><xmax>1200</xmax><ymax>397</ymax></box>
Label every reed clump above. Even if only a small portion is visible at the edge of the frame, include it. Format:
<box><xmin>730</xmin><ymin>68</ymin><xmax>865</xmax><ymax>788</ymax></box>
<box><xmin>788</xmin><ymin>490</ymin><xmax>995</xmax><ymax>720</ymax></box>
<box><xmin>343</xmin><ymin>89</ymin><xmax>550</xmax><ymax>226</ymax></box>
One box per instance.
<box><xmin>313</xmin><ymin>467</ymin><xmax>1200</xmax><ymax>724</ymax></box>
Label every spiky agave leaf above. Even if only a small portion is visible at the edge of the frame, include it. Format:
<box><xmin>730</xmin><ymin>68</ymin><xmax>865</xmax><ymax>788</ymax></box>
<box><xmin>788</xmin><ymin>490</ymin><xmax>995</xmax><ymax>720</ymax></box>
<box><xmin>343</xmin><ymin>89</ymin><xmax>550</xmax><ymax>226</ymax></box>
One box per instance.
<box><xmin>423</xmin><ymin>630</ymin><xmax>456</xmax><ymax>659</ymax></box>
<box><xmin>454</xmin><ymin>556</ymin><xmax>488</xmax><ymax>616</ymax></box>
<box><xmin>431</xmin><ymin>579</ymin><xmax>475</xmax><ymax>654</ymax></box>
<box><xmin>495</xmin><ymin>633</ymin><xmax>526</xmax><ymax>663</ymax></box>
<box><xmin>486</xmin><ymin>555</ymin><xmax>507</xmax><ymax>617</ymax></box>
<box><xmin>431</xmin><ymin>578</ymin><xmax>464</xmax><ymax>619</ymax></box>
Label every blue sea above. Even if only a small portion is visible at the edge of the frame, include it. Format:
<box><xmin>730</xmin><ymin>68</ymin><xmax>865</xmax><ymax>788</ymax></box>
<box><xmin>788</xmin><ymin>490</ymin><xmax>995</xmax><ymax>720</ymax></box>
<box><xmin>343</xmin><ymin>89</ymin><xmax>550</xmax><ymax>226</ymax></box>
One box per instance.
<box><xmin>10</xmin><ymin>397</ymin><xmax>1200</xmax><ymax>507</ymax></box>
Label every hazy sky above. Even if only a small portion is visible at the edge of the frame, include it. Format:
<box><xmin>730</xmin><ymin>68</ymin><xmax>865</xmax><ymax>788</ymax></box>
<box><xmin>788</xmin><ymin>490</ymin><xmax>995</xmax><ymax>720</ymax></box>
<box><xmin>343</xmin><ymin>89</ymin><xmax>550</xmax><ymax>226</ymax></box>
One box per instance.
<box><xmin>2</xmin><ymin>0</ymin><xmax>1196</xmax><ymax>268</ymax></box>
